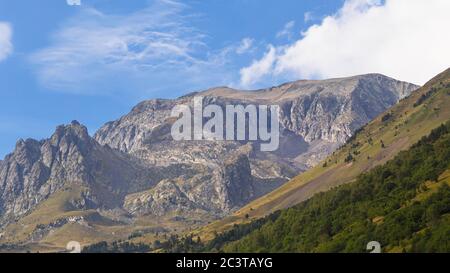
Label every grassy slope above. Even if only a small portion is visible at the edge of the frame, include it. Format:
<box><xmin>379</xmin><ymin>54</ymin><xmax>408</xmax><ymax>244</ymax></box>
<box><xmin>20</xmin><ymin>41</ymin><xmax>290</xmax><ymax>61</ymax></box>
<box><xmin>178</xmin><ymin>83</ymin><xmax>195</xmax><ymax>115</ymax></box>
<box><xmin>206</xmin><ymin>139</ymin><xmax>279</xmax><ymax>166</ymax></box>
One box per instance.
<box><xmin>0</xmin><ymin>184</ymin><xmax>117</xmax><ymax>251</ymax></box>
<box><xmin>197</xmin><ymin>68</ymin><xmax>450</xmax><ymax>240</ymax></box>
<box><xmin>0</xmin><ymin>183</ymin><xmax>216</xmax><ymax>252</ymax></box>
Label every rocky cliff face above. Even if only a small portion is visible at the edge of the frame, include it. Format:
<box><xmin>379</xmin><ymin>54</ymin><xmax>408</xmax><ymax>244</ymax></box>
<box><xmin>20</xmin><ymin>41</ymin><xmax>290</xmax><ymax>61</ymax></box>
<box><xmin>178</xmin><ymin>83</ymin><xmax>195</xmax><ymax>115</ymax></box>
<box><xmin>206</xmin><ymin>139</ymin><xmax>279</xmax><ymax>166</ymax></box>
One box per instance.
<box><xmin>95</xmin><ymin>73</ymin><xmax>417</xmax><ymax>169</ymax></box>
<box><xmin>123</xmin><ymin>151</ymin><xmax>256</xmax><ymax>217</ymax></box>
<box><xmin>0</xmin><ymin>74</ymin><xmax>418</xmax><ymax>232</ymax></box>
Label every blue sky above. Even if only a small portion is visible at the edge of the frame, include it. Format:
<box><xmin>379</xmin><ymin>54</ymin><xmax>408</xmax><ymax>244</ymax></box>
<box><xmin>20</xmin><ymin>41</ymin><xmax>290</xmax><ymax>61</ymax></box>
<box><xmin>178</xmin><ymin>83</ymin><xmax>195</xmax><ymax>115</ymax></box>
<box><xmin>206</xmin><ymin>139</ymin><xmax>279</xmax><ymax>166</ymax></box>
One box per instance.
<box><xmin>0</xmin><ymin>0</ymin><xmax>341</xmax><ymax>158</ymax></box>
<box><xmin>0</xmin><ymin>0</ymin><xmax>449</xmax><ymax>158</ymax></box>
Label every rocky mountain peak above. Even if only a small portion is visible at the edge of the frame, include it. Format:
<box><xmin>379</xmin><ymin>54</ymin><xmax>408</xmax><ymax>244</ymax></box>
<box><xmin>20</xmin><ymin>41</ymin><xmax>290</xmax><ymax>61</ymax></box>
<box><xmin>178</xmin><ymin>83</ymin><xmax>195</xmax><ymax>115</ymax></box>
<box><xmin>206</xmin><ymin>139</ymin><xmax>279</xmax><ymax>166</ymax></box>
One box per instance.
<box><xmin>0</xmin><ymin>121</ymin><xmax>101</xmax><ymax>223</ymax></box>
<box><xmin>52</xmin><ymin>120</ymin><xmax>89</xmax><ymax>141</ymax></box>
<box><xmin>49</xmin><ymin>121</ymin><xmax>92</xmax><ymax>155</ymax></box>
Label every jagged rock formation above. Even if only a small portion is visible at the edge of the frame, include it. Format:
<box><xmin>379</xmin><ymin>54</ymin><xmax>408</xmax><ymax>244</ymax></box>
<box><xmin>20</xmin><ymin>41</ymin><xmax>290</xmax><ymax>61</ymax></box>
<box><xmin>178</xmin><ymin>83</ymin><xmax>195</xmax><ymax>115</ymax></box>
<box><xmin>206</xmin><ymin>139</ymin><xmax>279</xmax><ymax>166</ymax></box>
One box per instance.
<box><xmin>0</xmin><ymin>74</ymin><xmax>418</xmax><ymax>233</ymax></box>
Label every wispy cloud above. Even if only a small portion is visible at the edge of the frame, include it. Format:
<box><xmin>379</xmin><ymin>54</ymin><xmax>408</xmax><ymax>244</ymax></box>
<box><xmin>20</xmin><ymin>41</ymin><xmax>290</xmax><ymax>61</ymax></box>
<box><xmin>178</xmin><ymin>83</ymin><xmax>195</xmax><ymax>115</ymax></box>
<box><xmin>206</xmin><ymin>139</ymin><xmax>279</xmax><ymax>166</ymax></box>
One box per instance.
<box><xmin>303</xmin><ymin>12</ymin><xmax>314</xmax><ymax>23</ymax></box>
<box><xmin>236</xmin><ymin>38</ymin><xmax>254</xmax><ymax>55</ymax></box>
<box><xmin>240</xmin><ymin>0</ymin><xmax>450</xmax><ymax>87</ymax></box>
<box><xmin>0</xmin><ymin>22</ymin><xmax>13</xmax><ymax>62</ymax></box>
<box><xmin>30</xmin><ymin>0</ymin><xmax>242</xmax><ymax>96</ymax></box>
<box><xmin>276</xmin><ymin>20</ymin><xmax>295</xmax><ymax>40</ymax></box>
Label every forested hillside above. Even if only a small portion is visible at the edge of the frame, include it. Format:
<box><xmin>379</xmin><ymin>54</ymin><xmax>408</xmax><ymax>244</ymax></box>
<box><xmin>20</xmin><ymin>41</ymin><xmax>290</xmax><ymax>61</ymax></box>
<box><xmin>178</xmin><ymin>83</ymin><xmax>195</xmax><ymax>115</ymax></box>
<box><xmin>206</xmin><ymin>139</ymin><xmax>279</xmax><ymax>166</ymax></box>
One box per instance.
<box><xmin>207</xmin><ymin>122</ymin><xmax>450</xmax><ymax>253</ymax></box>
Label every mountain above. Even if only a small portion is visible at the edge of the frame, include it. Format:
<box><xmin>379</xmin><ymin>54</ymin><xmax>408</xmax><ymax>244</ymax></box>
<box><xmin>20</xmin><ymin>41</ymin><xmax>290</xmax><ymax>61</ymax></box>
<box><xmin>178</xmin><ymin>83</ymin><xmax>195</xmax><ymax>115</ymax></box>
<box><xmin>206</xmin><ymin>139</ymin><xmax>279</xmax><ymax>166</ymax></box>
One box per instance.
<box><xmin>93</xmin><ymin>73</ymin><xmax>417</xmax><ymax>216</ymax></box>
<box><xmin>0</xmin><ymin>121</ymin><xmax>144</xmax><ymax>223</ymax></box>
<box><xmin>196</xmin><ymin>68</ymin><xmax>450</xmax><ymax>242</ymax></box>
<box><xmin>0</xmin><ymin>74</ymin><xmax>417</xmax><ymax>250</ymax></box>
<box><xmin>131</xmin><ymin>69</ymin><xmax>450</xmax><ymax>254</ymax></box>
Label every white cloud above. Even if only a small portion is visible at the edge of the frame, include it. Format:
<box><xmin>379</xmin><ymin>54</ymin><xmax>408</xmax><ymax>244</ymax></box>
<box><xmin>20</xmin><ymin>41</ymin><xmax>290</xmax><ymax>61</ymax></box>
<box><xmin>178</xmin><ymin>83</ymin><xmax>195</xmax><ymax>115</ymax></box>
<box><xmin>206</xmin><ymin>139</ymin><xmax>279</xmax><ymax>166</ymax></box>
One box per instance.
<box><xmin>240</xmin><ymin>45</ymin><xmax>277</xmax><ymax>87</ymax></box>
<box><xmin>236</xmin><ymin>38</ymin><xmax>254</xmax><ymax>54</ymax></box>
<box><xmin>0</xmin><ymin>22</ymin><xmax>13</xmax><ymax>62</ymax></box>
<box><xmin>276</xmin><ymin>20</ymin><xmax>295</xmax><ymax>40</ymax></box>
<box><xmin>303</xmin><ymin>12</ymin><xmax>314</xmax><ymax>23</ymax></box>
<box><xmin>241</xmin><ymin>0</ymin><xmax>450</xmax><ymax>87</ymax></box>
<box><xmin>31</xmin><ymin>0</ymin><xmax>238</xmax><ymax>96</ymax></box>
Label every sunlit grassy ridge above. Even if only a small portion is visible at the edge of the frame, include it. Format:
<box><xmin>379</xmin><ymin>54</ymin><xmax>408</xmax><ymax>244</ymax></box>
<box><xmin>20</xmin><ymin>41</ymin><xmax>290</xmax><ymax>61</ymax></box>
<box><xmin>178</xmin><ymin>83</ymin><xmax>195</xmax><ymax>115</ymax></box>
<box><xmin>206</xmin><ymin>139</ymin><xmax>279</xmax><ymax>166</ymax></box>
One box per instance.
<box><xmin>0</xmin><ymin>182</ymin><xmax>209</xmax><ymax>252</ymax></box>
<box><xmin>0</xmin><ymin>185</ymin><xmax>117</xmax><ymax>251</ymax></box>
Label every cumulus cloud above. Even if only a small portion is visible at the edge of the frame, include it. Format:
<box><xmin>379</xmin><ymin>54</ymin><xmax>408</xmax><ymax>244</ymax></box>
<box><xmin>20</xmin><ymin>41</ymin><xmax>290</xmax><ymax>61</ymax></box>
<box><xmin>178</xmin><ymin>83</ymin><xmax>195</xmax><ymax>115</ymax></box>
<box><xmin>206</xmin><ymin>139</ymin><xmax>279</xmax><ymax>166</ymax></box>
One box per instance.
<box><xmin>0</xmin><ymin>22</ymin><xmax>13</xmax><ymax>62</ymax></box>
<box><xmin>240</xmin><ymin>0</ymin><xmax>450</xmax><ymax>87</ymax></box>
<box><xmin>31</xmin><ymin>0</ymin><xmax>238</xmax><ymax>96</ymax></box>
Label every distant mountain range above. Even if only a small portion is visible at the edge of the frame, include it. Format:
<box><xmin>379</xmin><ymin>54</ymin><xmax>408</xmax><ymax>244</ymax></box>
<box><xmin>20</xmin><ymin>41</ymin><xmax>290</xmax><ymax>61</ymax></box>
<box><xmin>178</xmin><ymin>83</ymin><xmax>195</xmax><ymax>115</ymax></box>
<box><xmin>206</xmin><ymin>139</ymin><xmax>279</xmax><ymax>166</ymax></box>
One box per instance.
<box><xmin>0</xmin><ymin>73</ymin><xmax>419</xmax><ymax>251</ymax></box>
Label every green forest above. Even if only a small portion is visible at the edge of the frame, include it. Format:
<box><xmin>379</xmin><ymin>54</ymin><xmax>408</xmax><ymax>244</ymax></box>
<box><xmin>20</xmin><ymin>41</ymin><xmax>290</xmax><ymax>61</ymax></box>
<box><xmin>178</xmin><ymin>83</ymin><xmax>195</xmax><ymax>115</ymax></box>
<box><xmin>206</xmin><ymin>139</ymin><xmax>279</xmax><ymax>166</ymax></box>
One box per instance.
<box><xmin>208</xmin><ymin>121</ymin><xmax>450</xmax><ymax>253</ymax></box>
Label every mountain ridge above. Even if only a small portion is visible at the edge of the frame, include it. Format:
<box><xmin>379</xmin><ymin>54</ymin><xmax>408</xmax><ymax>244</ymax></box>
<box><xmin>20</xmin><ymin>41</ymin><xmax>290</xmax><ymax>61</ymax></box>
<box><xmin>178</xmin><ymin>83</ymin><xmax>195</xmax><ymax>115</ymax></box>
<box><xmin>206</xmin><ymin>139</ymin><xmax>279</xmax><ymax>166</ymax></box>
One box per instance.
<box><xmin>0</xmin><ymin>73</ymin><xmax>419</xmax><ymax>250</ymax></box>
